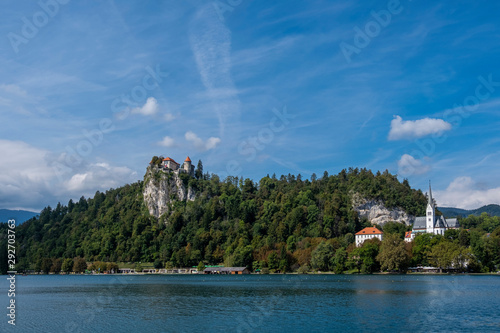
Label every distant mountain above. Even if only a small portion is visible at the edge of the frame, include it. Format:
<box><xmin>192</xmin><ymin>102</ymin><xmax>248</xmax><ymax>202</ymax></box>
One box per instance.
<box><xmin>438</xmin><ymin>204</ymin><xmax>500</xmax><ymax>218</ymax></box>
<box><xmin>0</xmin><ymin>209</ymin><xmax>39</xmax><ymax>225</ymax></box>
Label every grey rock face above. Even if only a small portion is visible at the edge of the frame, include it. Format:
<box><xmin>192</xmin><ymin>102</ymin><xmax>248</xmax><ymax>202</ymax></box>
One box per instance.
<box><xmin>352</xmin><ymin>193</ymin><xmax>414</xmax><ymax>226</ymax></box>
<box><xmin>143</xmin><ymin>167</ymin><xmax>195</xmax><ymax>218</ymax></box>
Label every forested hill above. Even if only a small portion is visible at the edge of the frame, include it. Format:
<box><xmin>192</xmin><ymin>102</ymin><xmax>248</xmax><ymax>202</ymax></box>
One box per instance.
<box><xmin>7</xmin><ymin>168</ymin><xmax>428</xmax><ymax>271</ymax></box>
<box><xmin>439</xmin><ymin>204</ymin><xmax>500</xmax><ymax>218</ymax></box>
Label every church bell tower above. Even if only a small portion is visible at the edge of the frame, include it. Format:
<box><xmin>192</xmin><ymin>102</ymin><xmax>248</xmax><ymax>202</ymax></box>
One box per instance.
<box><xmin>426</xmin><ymin>181</ymin><xmax>435</xmax><ymax>233</ymax></box>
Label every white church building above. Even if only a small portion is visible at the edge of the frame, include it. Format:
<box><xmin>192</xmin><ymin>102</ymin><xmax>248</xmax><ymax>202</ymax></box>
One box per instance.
<box><xmin>405</xmin><ymin>182</ymin><xmax>460</xmax><ymax>242</ymax></box>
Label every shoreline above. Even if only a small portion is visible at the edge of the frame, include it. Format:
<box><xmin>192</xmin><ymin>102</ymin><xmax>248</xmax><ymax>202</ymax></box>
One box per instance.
<box><xmin>9</xmin><ymin>271</ymin><xmax>500</xmax><ymax>276</ymax></box>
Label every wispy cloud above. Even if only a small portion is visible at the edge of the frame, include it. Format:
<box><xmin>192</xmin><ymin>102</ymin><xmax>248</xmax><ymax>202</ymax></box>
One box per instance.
<box><xmin>388</xmin><ymin>116</ymin><xmax>452</xmax><ymax>140</ymax></box>
<box><xmin>189</xmin><ymin>3</ymin><xmax>240</xmax><ymax>137</ymax></box>
<box><xmin>164</xmin><ymin>113</ymin><xmax>175</xmax><ymax>122</ymax></box>
<box><xmin>0</xmin><ymin>84</ymin><xmax>27</xmax><ymax>96</ymax></box>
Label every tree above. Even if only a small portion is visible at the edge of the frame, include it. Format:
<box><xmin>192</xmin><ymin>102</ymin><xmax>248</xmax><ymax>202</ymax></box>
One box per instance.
<box><xmin>73</xmin><ymin>257</ymin><xmax>88</xmax><ymax>273</ymax></box>
<box><xmin>106</xmin><ymin>262</ymin><xmax>119</xmax><ymax>273</ymax></box>
<box><xmin>40</xmin><ymin>258</ymin><xmax>53</xmax><ymax>273</ymax></box>
<box><xmin>154</xmin><ymin>259</ymin><xmax>164</xmax><ymax>269</ymax></box>
<box><xmin>195</xmin><ymin>160</ymin><xmax>203</xmax><ymax>179</ymax></box>
<box><xmin>429</xmin><ymin>242</ymin><xmax>455</xmax><ymax>272</ymax></box>
<box><xmin>347</xmin><ymin>247</ymin><xmax>362</xmax><ymax>273</ymax></box>
<box><xmin>358</xmin><ymin>240</ymin><xmax>380</xmax><ymax>273</ymax></box>
<box><xmin>267</xmin><ymin>252</ymin><xmax>279</xmax><ymax>270</ymax></box>
<box><xmin>311</xmin><ymin>241</ymin><xmax>334</xmax><ymax>271</ymax></box>
<box><xmin>377</xmin><ymin>233</ymin><xmax>409</xmax><ymax>272</ymax></box>
<box><xmin>197</xmin><ymin>261</ymin><xmax>206</xmax><ymax>273</ymax></box>
<box><xmin>458</xmin><ymin>229</ymin><xmax>470</xmax><ymax>247</ymax></box>
<box><xmin>382</xmin><ymin>222</ymin><xmax>407</xmax><ymax>239</ymax></box>
<box><xmin>134</xmin><ymin>263</ymin><xmax>143</xmax><ymax>272</ymax></box>
<box><xmin>333</xmin><ymin>247</ymin><xmax>347</xmax><ymax>274</ymax></box>
<box><xmin>279</xmin><ymin>245</ymin><xmax>291</xmax><ymax>272</ymax></box>
<box><xmin>50</xmin><ymin>258</ymin><xmax>62</xmax><ymax>273</ymax></box>
<box><xmin>62</xmin><ymin>258</ymin><xmax>74</xmax><ymax>273</ymax></box>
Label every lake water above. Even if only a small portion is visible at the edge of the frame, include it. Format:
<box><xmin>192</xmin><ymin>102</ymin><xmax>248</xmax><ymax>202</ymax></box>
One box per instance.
<box><xmin>1</xmin><ymin>274</ymin><xmax>499</xmax><ymax>332</ymax></box>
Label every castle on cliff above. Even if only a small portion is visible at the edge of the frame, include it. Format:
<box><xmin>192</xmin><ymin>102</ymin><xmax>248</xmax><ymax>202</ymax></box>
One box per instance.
<box><xmin>150</xmin><ymin>156</ymin><xmax>195</xmax><ymax>177</ymax></box>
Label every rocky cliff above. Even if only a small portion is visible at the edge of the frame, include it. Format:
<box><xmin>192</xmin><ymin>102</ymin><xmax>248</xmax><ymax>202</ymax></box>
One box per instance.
<box><xmin>143</xmin><ymin>166</ymin><xmax>196</xmax><ymax>218</ymax></box>
<box><xmin>351</xmin><ymin>193</ymin><xmax>414</xmax><ymax>226</ymax></box>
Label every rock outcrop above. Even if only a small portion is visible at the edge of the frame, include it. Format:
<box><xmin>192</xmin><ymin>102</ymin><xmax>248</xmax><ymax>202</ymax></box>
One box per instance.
<box><xmin>143</xmin><ymin>166</ymin><xmax>196</xmax><ymax>218</ymax></box>
<box><xmin>351</xmin><ymin>193</ymin><xmax>414</xmax><ymax>226</ymax></box>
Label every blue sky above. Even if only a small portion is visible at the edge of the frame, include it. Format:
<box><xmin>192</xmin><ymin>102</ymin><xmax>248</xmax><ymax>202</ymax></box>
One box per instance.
<box><xmin>1</xmin><ymin>0</ymin><xmax>500</xmax><ymax>211</ymax></box>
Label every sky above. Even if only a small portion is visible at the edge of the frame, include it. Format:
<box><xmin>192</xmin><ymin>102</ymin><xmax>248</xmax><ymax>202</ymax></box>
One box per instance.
<box><xmin>1</xmin><ymin>0</ymin><xmax>500</xmax><ymax>212</ymax></box>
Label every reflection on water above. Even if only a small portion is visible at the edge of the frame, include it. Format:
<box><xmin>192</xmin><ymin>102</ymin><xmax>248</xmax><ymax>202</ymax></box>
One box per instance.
<box><xmin>0</xmin><ymin>274</ymin><xmax>499</xmax><ymax>332</ymax></box>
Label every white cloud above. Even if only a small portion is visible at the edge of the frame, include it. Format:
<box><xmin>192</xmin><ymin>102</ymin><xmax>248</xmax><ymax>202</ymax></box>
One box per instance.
<box><xmin>388</xmin><ymin>115</ymin><xmax>452</xmax><ymax>140</ymax></box>
<box><xmin>131</xmin><ymin>97</ymin><xmax>159</xmax><ymax>116</ymax></box>
<box><xmin>0</xmin><ymin>140</ymin><xmax>137</xmax><ymax>211</ymax></box>
<box><xmin>397</xmin><ymin>154</ymin><xmax>431</xmax><ymax>176</ymax></box>
<box><xmin>434</xmin><ymin>177</ymin><xmax>500</xmax><ymax>209</ymax></box>
<box><xmin>158</xmin><ymin>136</ymin><xmax>175</xmax><ymax>148</ymax></box>
<box><xmin>185</xmin><ymin>131</ymin><xmax>221</xmax><ymax>151</ymax></box>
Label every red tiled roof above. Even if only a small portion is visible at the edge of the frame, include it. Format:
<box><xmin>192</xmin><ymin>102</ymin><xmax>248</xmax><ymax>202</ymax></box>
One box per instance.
<box><xmin>163</xmin><ymin>157</ymin><xmax>179</xmax><ymax>164</ymax></box>
<box><xmin>185</xmin><ymin>156</ymin><xmax>191</xmax><ymax>162</ymax></box>
<box><xmin>355</xmin><ymin>227</ymin><xmax>383</xmax><ymax>235</ymax></box>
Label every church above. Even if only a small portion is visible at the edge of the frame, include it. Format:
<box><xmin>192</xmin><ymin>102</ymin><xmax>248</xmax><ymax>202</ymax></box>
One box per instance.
<box><xmin>405</xmin><ymin>182</ymin><xmax>460</xmax><ymax>242</ymax></box>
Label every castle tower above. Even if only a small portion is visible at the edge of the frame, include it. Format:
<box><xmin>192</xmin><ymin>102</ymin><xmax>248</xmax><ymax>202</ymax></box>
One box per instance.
<box><xmin>183</xmin><ymin>156</ymin><xmax>192</xmax><ymax>174</ymax></box>
<box><xmin>426</xmin><ymin>181</ymin><xmax>435</xmax><ymax>233</ymax></box>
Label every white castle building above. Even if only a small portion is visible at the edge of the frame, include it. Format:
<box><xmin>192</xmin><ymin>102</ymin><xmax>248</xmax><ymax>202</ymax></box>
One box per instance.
<box><xmin>405</xmin><ymin>182</ymin><xmax>459</xmax><ymax>242</ymax></box>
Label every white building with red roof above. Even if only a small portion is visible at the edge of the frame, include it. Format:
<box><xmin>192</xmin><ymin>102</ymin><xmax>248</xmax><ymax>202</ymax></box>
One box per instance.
<box><xmin>355</xmin><ymin>227</ymin><xmax>384</xmax><ymax>247</ymax></box>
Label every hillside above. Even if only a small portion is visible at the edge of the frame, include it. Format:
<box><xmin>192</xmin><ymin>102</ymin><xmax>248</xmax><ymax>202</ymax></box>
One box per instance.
<box><xmin>0</xmin><ymin>209</ymin><xmax>39</xmax><ymax>225</ymax></box>
<box><xmin>439</xmin><ymin>204</ymin><xmax>500</xmax><ymax>218</ymax></box>
<box><xmin>4</xmin><ymin>166</ymin><xmax>428</xmax><ymax>272</ymax></box>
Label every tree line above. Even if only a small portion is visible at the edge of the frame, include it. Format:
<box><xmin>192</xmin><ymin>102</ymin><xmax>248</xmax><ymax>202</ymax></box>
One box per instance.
<box><xmin>1</xmin><ymin>164</ymin><xmax>498</xmax><ymax>274</ymax></box>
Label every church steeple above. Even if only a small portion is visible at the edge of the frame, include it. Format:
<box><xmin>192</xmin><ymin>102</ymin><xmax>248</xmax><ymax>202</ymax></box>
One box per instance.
<box><xmin>428</xmin><ymin>180</ymin><xmax>433</xmax><ymax>208</ymax></box>
<box><xmin>426</xmin><ymin>180</ymin><xmax>435</xmax><ymax>233</ymax></box>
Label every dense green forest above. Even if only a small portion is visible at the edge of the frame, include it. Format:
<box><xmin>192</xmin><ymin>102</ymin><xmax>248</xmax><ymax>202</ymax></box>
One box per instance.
<box><xmin>1</xmin><ymin>165</ymin><xmax>499</xmax><ymax>274</ymax></box>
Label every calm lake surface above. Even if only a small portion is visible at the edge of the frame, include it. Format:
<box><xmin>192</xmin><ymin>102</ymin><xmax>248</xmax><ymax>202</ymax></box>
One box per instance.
<box><xmin>1</xmin><ymin>274</ymin><xmax>499</xmax><ymax>332</ymax></box>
